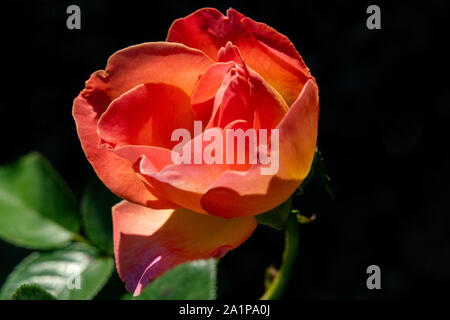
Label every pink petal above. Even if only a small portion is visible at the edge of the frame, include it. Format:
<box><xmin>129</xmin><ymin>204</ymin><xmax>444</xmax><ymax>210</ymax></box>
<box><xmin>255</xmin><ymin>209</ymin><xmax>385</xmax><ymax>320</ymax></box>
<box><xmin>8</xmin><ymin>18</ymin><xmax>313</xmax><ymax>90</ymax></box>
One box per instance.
<box><xmin>113</xmin><ymin>200</ymin><xmax>257</xmax><ymax>295</ymax></box>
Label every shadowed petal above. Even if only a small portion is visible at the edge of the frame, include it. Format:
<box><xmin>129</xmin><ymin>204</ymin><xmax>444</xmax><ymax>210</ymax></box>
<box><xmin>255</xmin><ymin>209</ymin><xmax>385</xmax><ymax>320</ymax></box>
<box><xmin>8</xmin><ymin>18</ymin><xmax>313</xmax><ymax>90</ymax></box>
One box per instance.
<box><xmin>113</xmin><ymin>200</ymin><xmax>257</xmax><ymax>295</ymax></box>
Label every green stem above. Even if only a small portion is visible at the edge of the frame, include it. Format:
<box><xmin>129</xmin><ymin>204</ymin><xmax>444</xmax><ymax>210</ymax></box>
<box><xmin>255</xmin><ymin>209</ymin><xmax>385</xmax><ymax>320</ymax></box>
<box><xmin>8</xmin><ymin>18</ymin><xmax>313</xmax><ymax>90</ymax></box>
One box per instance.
<box><xmin>260</xmin><ymin>212</ymin><xmax>300</xmax><ymax>300</ymax></box>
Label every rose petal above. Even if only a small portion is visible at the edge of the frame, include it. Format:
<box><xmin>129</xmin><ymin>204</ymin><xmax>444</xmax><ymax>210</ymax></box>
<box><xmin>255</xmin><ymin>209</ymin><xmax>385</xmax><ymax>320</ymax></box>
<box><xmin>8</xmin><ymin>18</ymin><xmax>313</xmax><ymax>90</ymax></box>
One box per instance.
<box><xmin>167</xmin><ymin>8</ymin><xmax>312</xmax><ymax>105</ymax></box>
<box><xmin>98</xmin><ymin>83</ymin><xmax>195</xmax><ymax>150</ymax></box>
<box><xmin>248</xmin><ymin>69</ymin><xmax>289</xmax><ymax>130</ymax></box>
<box><xmin>167</xmin><ymin>8</ymin><xmax>229</xmax><ymax>60</ymax></box>
<box><xmin>113</xmin><ymin>200</ymin><xmax>257</xmax><ymax>295</ymax></box>
<box><xmin>73</xmin><ymin>43</ymin><xmax>212</xmax><ymax>206</ymax></box>
<box><xmin>206</xmin><ymin>64</ymin><xmax>253</xmax><ymax>129</ymax></box>
<box><xmin>112</xmin><ymin>145</ymin><xmax>173</xmax><ymax>171</ymax></box>
<box><xmin>200</xmin><ymin>79</ymin><xmax>319</xmax><ymax>218</ymax></box>
<box><xmin>206</xmin><ymin>59</ymin><xmax>288</xmax><ymax>131</ymax></box>
<box><xmin>191</xmin><ymin>62</ymin><xmax>234</xmax><ymax>123</ymax></box>
<box><xmin>218</xmin><ymin>41</ymin><xmax>247</xmax><ymax>67</ymax></box>
<box><xmin>137</xmin><ymin>64</ymin><xmax>290</xmax><ymax>214</ymax></box>
<box><xmin>84</xmin><ymin>42</ymin><xmax>213</xmax><ymax>103</ymax></box>
<box><xmin>137</xmin><ymin>128</ymin><xmax>240</xmax><ymax>214</ymax></box>
<box><xmin>73</xmin><ymin>96</ymin><xmax>172</xmax><ymax>208</ymax></box>
<box><xmin>193</xmin><ymin>43</ymin><xmax>288</xmax><ymax>131</ymax></box>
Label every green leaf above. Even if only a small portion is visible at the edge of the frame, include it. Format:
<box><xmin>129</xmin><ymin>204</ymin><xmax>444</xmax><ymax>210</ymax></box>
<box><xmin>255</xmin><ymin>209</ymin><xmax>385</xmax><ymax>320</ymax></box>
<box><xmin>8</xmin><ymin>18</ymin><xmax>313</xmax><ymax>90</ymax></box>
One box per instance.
<box><xmin>123</xmin><ymin>259</ymin><xmax>217</xmax><ymax>300</ymax></box>
<box><xmin>0</xmin><ymin>152</ymin><xmax>80</xmax><ymax>249</ymax></box>
<box><xmin>255</xmin><ymin>198</ymin><xmax>292</xmax><ymax>231</ymax></box>
<box><xmin>81</xmin><ymin>178</ymin><xmax>119</xmax><ymax>255</ymax></box>
<box><xmin>0</xmin><ymin>243</ymin><xmax>114</xmax><ymax>300</ymax></box>
<box><xmin>11</xmin><ymin>284</ymin><xmax>56</xmax><ymax>300</ymax></box>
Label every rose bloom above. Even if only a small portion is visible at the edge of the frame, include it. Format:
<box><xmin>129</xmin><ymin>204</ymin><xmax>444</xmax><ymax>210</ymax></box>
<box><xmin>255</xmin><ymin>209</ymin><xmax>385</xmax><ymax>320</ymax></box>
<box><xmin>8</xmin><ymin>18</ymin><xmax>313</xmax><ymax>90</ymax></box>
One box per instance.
<box><xmin>73</xmin><ymin>8</ymin><xmax>319</xmax><ymax>295</ymax></box>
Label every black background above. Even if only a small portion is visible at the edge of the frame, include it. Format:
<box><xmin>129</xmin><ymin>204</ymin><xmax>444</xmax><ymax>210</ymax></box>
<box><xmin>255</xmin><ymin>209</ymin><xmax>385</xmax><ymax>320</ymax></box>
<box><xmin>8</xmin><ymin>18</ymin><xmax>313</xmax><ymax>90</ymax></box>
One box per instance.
<box><xmin>0</xmin><ymin>0</ymin><xmax>449</xmax><ymax>299</ymax></box>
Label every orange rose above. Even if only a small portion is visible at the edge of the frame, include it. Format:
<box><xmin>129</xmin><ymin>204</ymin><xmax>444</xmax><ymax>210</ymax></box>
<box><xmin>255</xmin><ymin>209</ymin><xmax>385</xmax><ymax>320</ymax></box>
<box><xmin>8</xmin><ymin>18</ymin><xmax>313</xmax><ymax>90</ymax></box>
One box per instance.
<box><xmin>73</xmin><ymin>8</ymin><xmax>319</xmax><ymax>295</ymax></box>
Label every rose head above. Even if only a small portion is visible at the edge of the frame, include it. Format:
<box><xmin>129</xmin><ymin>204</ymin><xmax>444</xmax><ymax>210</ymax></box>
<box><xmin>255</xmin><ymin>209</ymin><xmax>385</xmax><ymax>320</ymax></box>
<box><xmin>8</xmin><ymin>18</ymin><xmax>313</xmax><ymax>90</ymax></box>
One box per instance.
<box><xmin>73</xmin><ymin>8</ymin><xmax>319</xmax><ymax>295</ymax></box>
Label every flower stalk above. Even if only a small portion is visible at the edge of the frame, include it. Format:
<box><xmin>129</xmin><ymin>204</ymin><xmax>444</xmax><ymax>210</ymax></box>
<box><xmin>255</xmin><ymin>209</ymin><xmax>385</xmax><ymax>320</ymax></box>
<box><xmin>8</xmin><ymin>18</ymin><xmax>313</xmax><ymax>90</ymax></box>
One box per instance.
<box><xmin>260</xmin><ymin>210</ymin><xmax>300</xmax><ymax>300</ymax></box>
